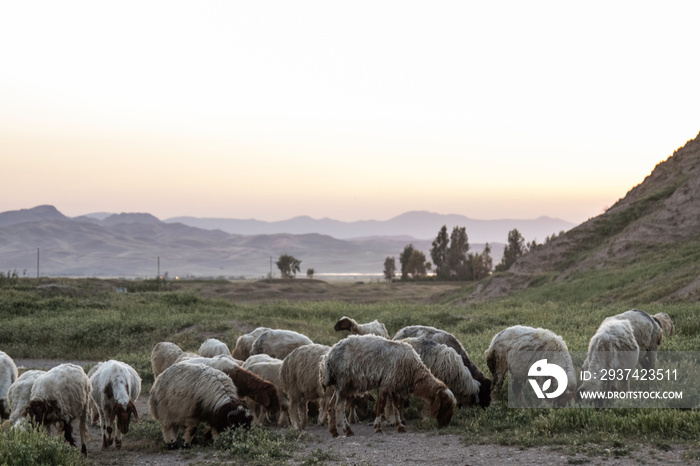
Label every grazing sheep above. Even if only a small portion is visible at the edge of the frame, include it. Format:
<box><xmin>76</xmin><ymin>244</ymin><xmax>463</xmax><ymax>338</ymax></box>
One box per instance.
<box><xmin>653</xmin><ymin>312</ymin><xmax>675</xmax><ymax>338</ymax></box>
<box><xmin>7</xmin><ymin>370</ymin><xmax>45</xmax><ymax>426</ymax></box>
<box><xmin>241</xmin><ymin>354</ymin><xmax>281</xmax><ymax>369</ymax></box>
<box><xmin>199</xmin><ymin>338</ymin><xmax>232</xmax><ymax>358</ymax></box>
<box><xmin>177</xmin><ymin>355</ymin><xmax>281</xmax><ymax>423</ymax></box>
<box><xmin>603</xmin><ymin>309</ymin><xmax>662</xmax><ymax>369</ymax></box>
<box><xmin>149</xmin><ymin>362</ymin><xmax>252</xmax><ymax>449</ymax></box>
<box><xmin>232</xmin><ymin>327</ymin><xmax>272</xmax><ymax>360</ymax></box>
<box><xmin>400</xmin><ymin>337</ymin><xmax>481</xmax><ymax>408</ymax></box>
<box><xmin>89</xmin><ymin>360</ymin><xmax>141</xmax><ymax>449</ymax></box>
<box><xmin>280</xmin><ymin>344</ymin><xmax>334</xmax><ymax>430</ymax></box>
<box><xmin>578</xmin><ymin>319</ymin><xmax>640</xmax><ymax>403</ymax></box>
<box><xmin>393</xmin><ymin>325</ymin><xmax>492</xmax><ymax>408</ymax></box>
<box><xmin>484</xmin><ymin>326</ymin><xmax>577</xmax><ymax>407</ymax></box>
<box><xmin>334</xmin><ymin>316</ymin><xmax>389</xmax><ymax>338</ymax></box>
<box><xmin>26</xmin><ymin>363</ymin><xmax>92</xmax><ymax>456</ymax></box>
<box><xmin>244</xmin><ymin>359</ymin><xmax>290</xmax><ymax>426</ymax></box>
<box><xmin>321</xmin><ymin>335</ymin><xmax>456</xmax><ymax>437</ymax></box>
<box><xmin>0</xmin><ymin>351</ymin><xmax>18</xmax><ymax>420</ymax></box>
<box><xmin>151</xmin><ymin>342</ymin><xmax>184</xmax><ymax>379</ymax></box>
<box><xmin>250</xmin><ymin>329</ymin><xmax>313</xmax><ymax>360</ymax></box>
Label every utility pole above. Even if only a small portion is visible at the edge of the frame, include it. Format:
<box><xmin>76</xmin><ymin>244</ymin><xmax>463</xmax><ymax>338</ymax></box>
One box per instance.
<box><xmin>269</xmin><ymin>256</ymin><xmax>272</xmax><ymax>280</ymax></box>
<box><xmin>36</xmin><ymin>248</ymin><xmax>40</xmax><ymax>279</ymax></box>
<box><xmin>157</xmin><ymin>256</ymin><xmax>160</xmax><ymax>279</ymax></box>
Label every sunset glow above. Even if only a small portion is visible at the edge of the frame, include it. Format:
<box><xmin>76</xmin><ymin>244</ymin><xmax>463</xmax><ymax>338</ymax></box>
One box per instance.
<box><xmin>2</xmin><ymin>1</ymin><xmax>698</xmax><ymax>224</ymax></box>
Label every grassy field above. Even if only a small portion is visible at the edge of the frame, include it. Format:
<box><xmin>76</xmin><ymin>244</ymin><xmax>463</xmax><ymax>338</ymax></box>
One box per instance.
<box><xmin>1</xmin><ymin>277</ymin><xmax>699</xmax><ymax>464</ymax></box>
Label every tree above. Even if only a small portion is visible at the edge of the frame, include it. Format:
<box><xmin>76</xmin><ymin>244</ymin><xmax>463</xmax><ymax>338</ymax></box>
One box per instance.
<box><xmin>306</xmin><ymin>268</ymin><xmax>315</xmax><ymax>280</ymax></box>
<box><xmin>399</xmin><ymin>244</ymin><xmax>415</xmax><ymax>280</ymax></box>
<box><xmin>471</xmin><ymin>242</ymin><xmax>493</xmax><ymax>281</ymax></box>
<box><xmin>383</xmin><ymin>256</ymin><xmax>396</xmax><ymax>282</ymax></box>
<box><xmin>430</xmin><ymin>225</ymin><xmax>450</xmax><ymax>280</ymax></box>
<box><xmin>276</xmin><ymin>254</ymin><xmax>301</xmax><ymax>279</ymax></box>
<box><xmin>406</xmin><ymin>250</ymin><xmax>431</xmax><ymax>279</ymax></box>
<box><xmin>446</xmin><ymin>226</ymin><xmax>470</xmax><ymax>280</ymax></box>
<box><xmin>495</xmin><ymin>228</ymin><xmax>527</xmax><ymax>272</ymax></box>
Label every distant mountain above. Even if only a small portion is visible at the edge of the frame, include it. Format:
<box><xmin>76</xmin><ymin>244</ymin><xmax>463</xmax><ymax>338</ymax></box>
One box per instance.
<box><xmin>165</xmin><ymin>211</ymin><xmax>575</xmax><ymax>243</ymax></box>
<box><xmin>0</xmin><ymin>205</ymin><xmax>502</xmax><ymax>278</ymax></box>
<box><xmin>467</xmin><ymin>131</ymin><xmax>700</xmax><ymax>302</ymax></box>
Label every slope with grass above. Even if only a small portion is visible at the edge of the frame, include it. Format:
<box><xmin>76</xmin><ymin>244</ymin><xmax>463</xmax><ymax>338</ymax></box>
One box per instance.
<box><xmin>466</xmin><ymin>131</ymin><xmax>700</xmax><ymax>303</ymax></box>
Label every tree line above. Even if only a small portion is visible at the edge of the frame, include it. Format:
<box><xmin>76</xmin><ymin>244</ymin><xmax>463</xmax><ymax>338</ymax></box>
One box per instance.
<box><xmin>383</xmin><ymin>225</ymin><xmax>562</xmax><ymax>282</ymax></box>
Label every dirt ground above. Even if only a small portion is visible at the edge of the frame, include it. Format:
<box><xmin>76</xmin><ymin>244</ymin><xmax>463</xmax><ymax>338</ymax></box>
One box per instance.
<box><xmin>13</xmin><ymin>359</ymin><xmax>696</xmax><ymax>466</ymax></box>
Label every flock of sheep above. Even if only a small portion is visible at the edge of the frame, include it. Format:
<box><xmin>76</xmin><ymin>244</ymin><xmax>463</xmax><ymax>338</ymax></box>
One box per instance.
<box><xmin>0</xmin><ymin>309</ymin><xmax>676</xmax><ymax>456</ymax></box>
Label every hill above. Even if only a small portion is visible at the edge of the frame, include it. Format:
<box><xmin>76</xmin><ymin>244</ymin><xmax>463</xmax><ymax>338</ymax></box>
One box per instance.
<box><xmin>0</xmin><ymin>206</ymin><xmax>506</xmax><ymax>278</ymax></box>
<box><xmin>467</xmin><ymin>131</ymin><xmax>700</xmax><ymax>303</ymax></box>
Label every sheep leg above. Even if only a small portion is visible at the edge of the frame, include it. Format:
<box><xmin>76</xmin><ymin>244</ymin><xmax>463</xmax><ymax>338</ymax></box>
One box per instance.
<box><xmin>298</xmin><ymin>399</ymin><xmax>308</xmax><ymax>431</ymax></box>
<box><xmin>79</xmin><ymin>411</ymin><xmax>89</xmax><ymax>456</ymax></box>
<box><xmin>372</xmin><ymin>392</ymin><xmax>388</xmax><ymax>434</ymax></box>
<box><xmin>391</xmin><ymin>394</ymin><xmax>407</xmax><ymax>432</ymax></box>
<box><xmin>327</xmin><ymin>391</ymin><xmax>340</xmax><ymax>437</ymax></box>
<box><xmin>182</xmin><ymin>422</ymin><xmax>197</xmax><ymax>448</ymax></box>
<box><xmin>63</xmin><ymin>420</ymin><xmax>77</xmax><ymax>447</ymax></box>
<box><xmin>161</xmin><ymin>423</ymin><xmax>179</xmax><ymax>450</ymax></box>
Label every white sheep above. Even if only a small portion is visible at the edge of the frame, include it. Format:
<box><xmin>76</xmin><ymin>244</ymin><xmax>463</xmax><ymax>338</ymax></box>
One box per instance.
<box><xmin>400</xmin><ymin>337</ymin><xmax>481</xmax><ymax>408</ymax></box>
<box><xmin>151</xmin><ymin>342</ymin><xmax>184</xmax><ymax>379</ymax></box>
<box><xmin>0</xmin><ymin>350</ymin><xmax>18</xmax><ymax>420</ymax></box>
<box><xmin>279</xmin><ymin>343</ymin><xmax>334</xmax><ymax>430</ymax></box>
<box><xmin>241</xmin><ymin>353</ymin><xmax>281</xmax><ymax>369</ymax></box>
<box><xmin>26</xmin><ymin>363</ymin><xmax>92</xmax><ymax>456</ymax></box>
<box><xmin>393</xmin><ymin>325</ymin><xmax>492</xmax><ymax>408</ymax></box>
<box><xmin>89</xmin><ymin>360</ymin><xmax>141</xmax><ymax>449</ymax></box>
<box><xmin>7</xmin><ymin>370</ymin><xmax>45</xmax><ymax>426</ymax></box>
<box><xmin>321</xmin><ymin>334</ymin><xmax>456</xmax><ymax>437</ymax></box>
<box><xmin>148</xmin><ymin>362</ymin><xmax>252</xmax><ymax>449</ymax></box>
<box><xmin>199</xmin><ymin>338</ymin><xmax>232</xmax><ymax>358</ymax></box>
<box><xmin>250</xmin><ymin>329</ymin><xmax>313</xmax><ymax>360</ymax></box>
<box><xmin>653</xmin><ymin>312</ymin><xmax>675</xmax><ymax>338</ymax></box>
<box><xmin>334</xmin><ymin>316</ymin><xmax>389</xmax><ymax>338</ymax></box>
<box><xmin>484</xmin><ymin>325</ymin><xmax>577</xmax><ymax>407</ymax></box>
<box><xmin>244</xmin><ymin>359</ymin><xmax>290</xmax><ymax>426</ymax></box>
<box><xmin>231</xmin><ymin>327</ymin><xmax>272</xmax><ymax>360</ymax></box>
<box><xmin>578</xmin><ymin>319</ymin><xmax>640</xmax><ymax>403</ymax></box>
<box><xmin>176</xmin><ymin>354</ymin><xmax>282</xmax><ymax>422</ymax></box>
<box><xmin>603</xmin><ymin>309</ymin><xmax>662</xmax><ymax>369</ymax></box>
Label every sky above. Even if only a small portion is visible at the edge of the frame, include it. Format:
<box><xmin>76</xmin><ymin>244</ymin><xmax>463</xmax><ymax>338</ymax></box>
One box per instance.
<box><xmin>2</xmin><ymin>1</ymin><xmax>699</xmax><ymax>225</ymax></box>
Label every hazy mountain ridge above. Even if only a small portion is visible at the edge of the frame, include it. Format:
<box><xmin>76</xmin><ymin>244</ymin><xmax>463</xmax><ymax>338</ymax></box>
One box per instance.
<box><xmin>165</xmin><ymin>211</ymin><xmax>575</xmax><ymax>243</ymax></box>
<box><xmin>0</xmin><ymin>206</ymin><xmax>523</xmax><ymax>278</ymax></box>
<box><xmin>468</xmin><ymin>131</ymin><xmax>700</xmax><ymax>302</ymax></box>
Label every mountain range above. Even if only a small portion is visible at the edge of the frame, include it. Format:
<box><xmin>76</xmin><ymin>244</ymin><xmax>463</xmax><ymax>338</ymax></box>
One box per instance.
<box><xmin>0</xmin><ymin>207</ymin><xmax>573</xmax><ymax>278</ymax></box>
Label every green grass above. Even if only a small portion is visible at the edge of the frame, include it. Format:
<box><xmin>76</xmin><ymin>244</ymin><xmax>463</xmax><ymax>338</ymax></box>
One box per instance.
<box><xmin>1</xmin><ymin>277</ymin><xmax>699</xmax><ymax>461</ymax></box>
<box><xmin>0</xmin><ymin>423</ymin><xmax>88</xmax><ymax>466</ymax></box>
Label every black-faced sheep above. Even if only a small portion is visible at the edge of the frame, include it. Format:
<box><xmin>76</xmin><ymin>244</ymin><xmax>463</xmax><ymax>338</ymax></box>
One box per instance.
<box><xmin>578</xmin><ymin>319</ymin><xmax>640</xmax><ymax>403</ymax></box>
<box><xmin>280</xmin><ymin>343</ymin><xmax>334</xmax><ymax>430</ymax></box>
<box><xmin>26</xmin><ymin>363</ymin><xmax>92</xmax><ymax>456</ymax></box>
<box><xmin>148</xmin><ymin>362</ymin><xmax>252</xmax><ymax>449</ymax></box>
<box><xmin>7</xmin><ymin>369</ymin><xmax>45</xmax><ymax>426</ymax></box>
<box><xmin>334</xmin><ymin>316</ymin><xmax>389</xmax><ymax>338</ymax></box>
<box><xmin>393</xmin><ymin>325</ymin><xmax>492</xmax><ymax>408</ymax></box>
<box><xmin>0</xmin><ymin>350</ymin><xmax>18</xmax><ymax>420</ymax></box>
<box><xmin>231</xmin><ymin>327</ymin><xmax>272</xmax><ymax>360</ymax></box>
<box><xmin>199</xmin><ymin>338</ymin><xmax>232</xmax><ymax>358</ymax></box>
<box><xmin>603</xmin><ymin>309</ymin><xmax>662</xmax><ymax>369</ymax></box>
<box><xmin>250</xmin><ymin>329</ymin><xmax>313</xmax><ymax>360</ymax></box>
<box><xmin>89</xmin><ymin>360</ymin><xmax>141</xmax><ymax>449</ymax></box>
<box><xmin>244</xmin><ymin>359</ymin><xmax>290</xmax><ymax>426</ymax></box>
<box><xmin>321</xmin><ymin>335</ymin><xmax>456</xmax><ymax>437</ymax></box>
<box><xmin>653</xmin><ymin>312</ymin><xmax>675</xmax><ymax>338</ymax></box>
<box><xmin>176</xmin><ymin>355</ymin><xmax>281</xmax><ymax>424</ymax></box>
<box><xmin>484</xmin><ymin>325</ymin><xmax>577</xmax><ymax>407</ymax></box>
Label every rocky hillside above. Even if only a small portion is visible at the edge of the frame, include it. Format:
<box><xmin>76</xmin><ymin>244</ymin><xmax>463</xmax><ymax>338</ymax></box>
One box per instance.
<box><xmin>469</xmin><ymin>131</ymin><xmax>700</xmax><ymax>302</ymax></box>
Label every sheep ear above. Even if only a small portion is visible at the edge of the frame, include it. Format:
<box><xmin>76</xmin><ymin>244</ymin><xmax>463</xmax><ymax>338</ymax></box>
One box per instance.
<box><xmin>127</xmin><ymin>401</ymin><xmax>140</xmax><ymax>424</ymax></box>
<box><xmin>334</xmin><ymin>317</ymin><xmax>352</xmax><ymax>331</ymax></box>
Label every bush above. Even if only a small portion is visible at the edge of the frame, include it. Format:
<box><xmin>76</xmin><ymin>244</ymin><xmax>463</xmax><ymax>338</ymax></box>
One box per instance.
<box><xmin>0</xmin><ymin>423</ymin><xmax>88</xmax><ymax>466</ymax></box>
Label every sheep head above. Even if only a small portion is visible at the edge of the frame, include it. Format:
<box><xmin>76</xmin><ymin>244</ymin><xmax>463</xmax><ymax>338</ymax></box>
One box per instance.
<box><xmin>26</xmin><ymin>399</ymin><xmax>59</xmax><ymax>426</ymax></box>
<box><xmin>334</xmin><ymin>317</ymin><xmax>355</xmax><ymax>332</ymax></box>
<box><xmin>430</xmin><ymin>388</ymin><xmax>455</xmax><ymax>428</ymax></box>
<box><xmin>477</xmin><ymin>377</ymin><xmax>492</xmax><ymax>408</ymax></box>
<box><xmin>114</xmin><ymin>401</ymin><xmax>140</xmax><ymax>435</ymax></box>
